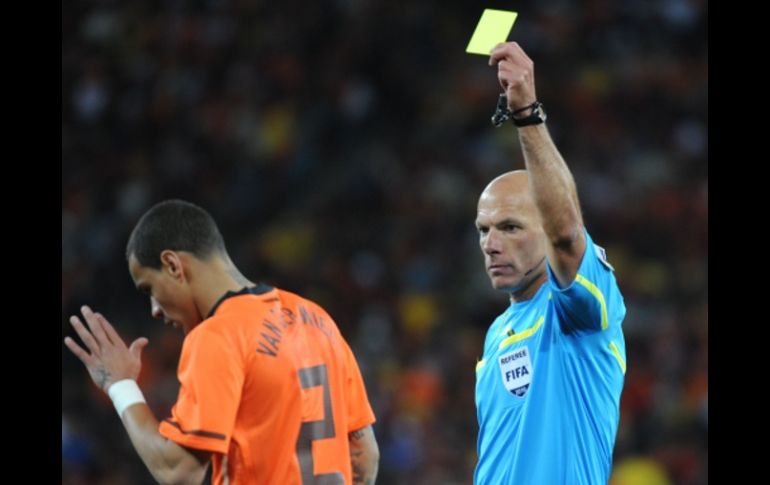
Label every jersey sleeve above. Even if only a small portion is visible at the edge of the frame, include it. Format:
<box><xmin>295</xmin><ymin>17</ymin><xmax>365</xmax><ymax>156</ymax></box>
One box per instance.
<box><xmin>342</xmin><ymin>339</ymin><xmax>376</xmax><ymax>432</ymax></box>
<box><xmin>546</xmin><ymin>228</ymin><xmax>625</xmax><ymax>334</ymax></box>
<box><xmin>158</xmin><ymin>325</ymin><xmax>245</xmax><ymax>454</ymax></box>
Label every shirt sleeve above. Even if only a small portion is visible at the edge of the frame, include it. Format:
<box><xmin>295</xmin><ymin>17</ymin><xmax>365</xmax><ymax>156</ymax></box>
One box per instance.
<box><xmin>158</xmin><ymin>325</ymin><xmax>245</xmax><ymax>454</ymax></box>
<box><xmin>546</xmin><ymin>228</ymin><xmax>625</xmax><ymax>334</ymax></box>
<box><xmin>342</xmin><ymin>339</ymin><xmax>376</xmax><ymax>432</ymax></box>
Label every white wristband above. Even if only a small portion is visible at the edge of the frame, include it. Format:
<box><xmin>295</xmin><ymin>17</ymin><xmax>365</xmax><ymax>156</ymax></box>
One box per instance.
<box><xmin>107</xmin><ymin>379</ymin><xmax>146</xmax><ymax>417</ymax></box>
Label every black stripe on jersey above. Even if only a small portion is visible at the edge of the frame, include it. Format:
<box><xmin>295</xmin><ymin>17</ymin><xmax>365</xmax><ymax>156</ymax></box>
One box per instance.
<box><xmin>206</xmin><ymin>284</ymin><xmax>275</xmax><ymax>318</ymax></box>
<box><xmin>163</xmin><ymin>419</ymin><xmax>226</xmax><ymax>441</ymax></box>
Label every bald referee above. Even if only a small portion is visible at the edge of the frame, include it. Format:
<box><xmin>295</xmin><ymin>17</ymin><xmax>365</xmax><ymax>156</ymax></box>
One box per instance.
<box><xmin>472</xmin><ymin>42</ymin><xmax>627</xmax><ymax>484</ymax></box>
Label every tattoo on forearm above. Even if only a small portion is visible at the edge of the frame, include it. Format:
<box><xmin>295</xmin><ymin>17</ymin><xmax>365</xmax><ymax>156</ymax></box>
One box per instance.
<box><xmin>351</xmin><ymin>464</ymin><xmax>366</xmax><ymax>484</ymax></box>
<box><xmin>351</xmin><ymin>451</ymin><xmax>363</xmax><ymax>483</ymax></box>
<box><xmin>95</xmin><ymin>367</ymin><xmax>111</xmax><ymax>390</ymax></box>
<box><xmin>351</xmin><ymin>454</ymin><xmax>368</xmax><ymax>485</ymax></box>
<box><xmin>350</xmin><ymin>428</ymin><xmax>376</xmax><ymax>485</ymax></box>
<box><xmin>350</xmin><ymin>449</ymin><xmax>375</xmax><ymax>485</ymax></box>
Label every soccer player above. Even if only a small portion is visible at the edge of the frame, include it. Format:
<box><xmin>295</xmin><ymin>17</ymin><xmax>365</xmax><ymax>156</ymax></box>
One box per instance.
<box><xmin>473</xmin><ymin>42</ymin><xmax>627</xmax><ymax>484</ymax></box>
<box><xmin>65</xmin><ymin>199</ymin><xmax>379</xmax><ymax>484</ymax></box>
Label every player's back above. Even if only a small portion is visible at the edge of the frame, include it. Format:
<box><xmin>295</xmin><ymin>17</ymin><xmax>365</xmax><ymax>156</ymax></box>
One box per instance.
<box><xmin>200</xmin><ymin>285</ymin><xmax>371</xmax><ymax>484</ymax></box>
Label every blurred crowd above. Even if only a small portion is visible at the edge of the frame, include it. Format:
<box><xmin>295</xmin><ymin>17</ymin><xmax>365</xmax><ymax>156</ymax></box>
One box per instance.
<box><xmin>62</xmin><ymin>0</ymin><xmax>707</xmax><ymax>483</ymax></box>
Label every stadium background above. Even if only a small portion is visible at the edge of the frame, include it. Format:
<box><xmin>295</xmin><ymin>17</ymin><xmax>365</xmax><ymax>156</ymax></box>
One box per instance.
<box><xmin>62</xmin><ymin>1</ymin><xmax>707</xmax><ymax>483</ymax></box>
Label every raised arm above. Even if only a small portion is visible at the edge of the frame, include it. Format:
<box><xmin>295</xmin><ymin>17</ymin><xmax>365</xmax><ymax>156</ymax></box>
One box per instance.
<box><xmin>349</xmin><ymin>425</ymin><xmax>379</xmax><ymax>485</ymax></box>
<box><xmin>490</xmin><ymin>42</ymin><xmax>586</xmax><ymax>287</ymax></box>
<box><xmin>64</xmin><ymin>306</ymin><xmax>210</xmax><ymax>484</ymax></box>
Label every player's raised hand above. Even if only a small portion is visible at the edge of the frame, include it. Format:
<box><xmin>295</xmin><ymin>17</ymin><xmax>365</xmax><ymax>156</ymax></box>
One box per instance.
<box><xmin>64</xmin><ymin>305</ymin><xmax>149</xmax><ymax>392</ymax></box>
<box><xmin>489</xmin><ymin>42</ymin><xmax>537</xmax><ymax>112</ymax></box>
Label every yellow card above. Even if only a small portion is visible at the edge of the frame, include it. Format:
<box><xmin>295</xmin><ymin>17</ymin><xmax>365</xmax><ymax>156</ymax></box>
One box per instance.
<box><xmin>465</xmin><ymin>9</ymin><xmax>518</xmax><ymax>56</ymax></box>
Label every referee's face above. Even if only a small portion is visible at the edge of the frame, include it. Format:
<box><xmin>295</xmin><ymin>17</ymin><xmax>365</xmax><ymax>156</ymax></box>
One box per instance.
<box><xmin>476</xmin><ymin>173</ymin><xmax>547</xmax><ymax>297</ymax></box>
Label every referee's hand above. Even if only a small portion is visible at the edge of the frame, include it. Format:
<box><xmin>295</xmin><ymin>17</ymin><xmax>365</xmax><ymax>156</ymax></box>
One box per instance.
<box><xmin>489</xmin><ymin>41</ymin><xmax>538</xmax><ymax>112</ymax></box>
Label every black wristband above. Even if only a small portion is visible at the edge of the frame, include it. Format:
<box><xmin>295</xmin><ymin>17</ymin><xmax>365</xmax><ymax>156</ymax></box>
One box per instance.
<box><xmin>511</xmin><ymin>101</ymin><xmax>546</xmax><ymax>127</ymax></box>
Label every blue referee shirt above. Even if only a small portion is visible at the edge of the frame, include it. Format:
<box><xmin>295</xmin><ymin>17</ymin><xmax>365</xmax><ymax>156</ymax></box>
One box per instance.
<box><xmin>474</xmin><ymin>230</ymin><xmax>627</xmax><ymax>485</ymax></box>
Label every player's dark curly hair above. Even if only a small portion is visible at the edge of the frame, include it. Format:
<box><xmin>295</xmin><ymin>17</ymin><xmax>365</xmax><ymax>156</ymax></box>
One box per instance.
<box><xmin>126</xmin><ymin>199</ymin><xmax>227</xmax><ymax>269</ymax></box>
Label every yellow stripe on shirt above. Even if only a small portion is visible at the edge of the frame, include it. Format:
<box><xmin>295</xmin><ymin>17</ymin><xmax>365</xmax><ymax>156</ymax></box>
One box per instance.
<box><xmin>609</xmin><ymin>341</ymin><xmax>626</xmax><ymax>374</ymax></box>
<box><xmin>499</xmin><ymin>316</ymin><xmax>545</xmax><ymax>350</ymax></box>
<box><xmin>575</xmin><ymin>274</ymin><xmax>609</xmax><ymax>330</ymax></box>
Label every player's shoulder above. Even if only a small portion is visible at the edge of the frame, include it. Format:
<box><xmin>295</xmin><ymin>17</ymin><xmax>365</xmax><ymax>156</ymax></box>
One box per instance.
<box><xmin>277</xmin><ymin>288</ymin><xmax>335</xmax><ymax>320</ymax></box>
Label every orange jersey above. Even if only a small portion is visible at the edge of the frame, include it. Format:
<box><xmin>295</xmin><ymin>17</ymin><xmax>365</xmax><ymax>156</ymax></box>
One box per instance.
<box><xmin>158</xmin><ymin>285</ymin><xmax>376</xmax><ymax>484</ymax></box>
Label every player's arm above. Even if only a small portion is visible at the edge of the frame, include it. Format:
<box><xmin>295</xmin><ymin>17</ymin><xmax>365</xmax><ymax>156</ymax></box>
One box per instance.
<box><xmin>120</xmin><ymin>404</ymin><xmax>210</xmax><ymax>484</ymax></box>
<box><xmin>490</xmin><ymin>42</ymin><xmax>586</xmax><ymax>287</ymax></box>
<box><xmin>349</xmin><ymin>425</ymin><xmax>379</xmax><ymax>485</ymax></box>
<box><xmin>64</xmin><ymin>305</ymin><xmax>210</xmax><ymax>484</ymax></box>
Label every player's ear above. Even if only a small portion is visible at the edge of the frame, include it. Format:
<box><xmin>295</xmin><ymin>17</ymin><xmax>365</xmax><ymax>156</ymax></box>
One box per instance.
<box><xmin>160</xmin><ymin>250</ymin><xmax>186</xmax><ymax>281</ymax></box>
